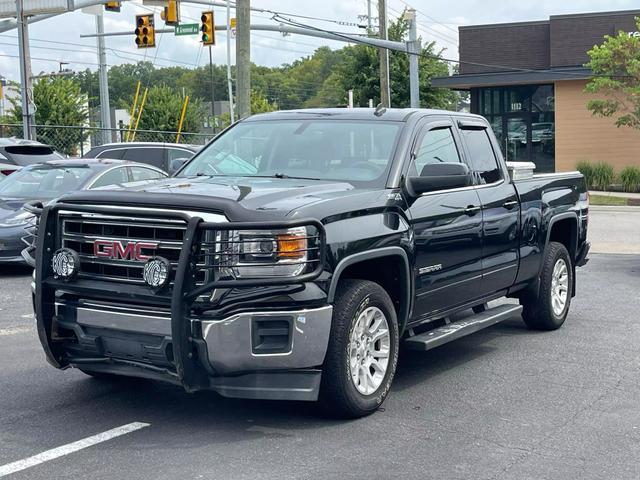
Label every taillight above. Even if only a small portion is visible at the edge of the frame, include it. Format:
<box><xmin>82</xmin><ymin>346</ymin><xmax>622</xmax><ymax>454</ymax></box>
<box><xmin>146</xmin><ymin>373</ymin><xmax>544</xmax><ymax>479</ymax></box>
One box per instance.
<box><xmin>0</xmin><ymin>169</ymin><xmax>15</xmax><ymax>176</ymax></box>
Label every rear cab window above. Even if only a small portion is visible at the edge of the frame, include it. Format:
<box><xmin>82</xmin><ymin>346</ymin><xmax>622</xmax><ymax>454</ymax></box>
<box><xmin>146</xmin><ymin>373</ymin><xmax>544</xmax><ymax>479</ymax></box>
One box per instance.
<box><xmin>459</xmin><ymin>126</ymin><xmax>502</xmax><ymax>184</ymax></box>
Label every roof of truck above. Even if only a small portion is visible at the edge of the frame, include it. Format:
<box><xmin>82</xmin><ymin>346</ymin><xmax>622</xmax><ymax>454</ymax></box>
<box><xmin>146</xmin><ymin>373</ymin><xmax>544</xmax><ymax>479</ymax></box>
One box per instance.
<box><xmin>246</xmin><ymin>108</ymin><xmax>482</xmax><ymax>122</ymax></box>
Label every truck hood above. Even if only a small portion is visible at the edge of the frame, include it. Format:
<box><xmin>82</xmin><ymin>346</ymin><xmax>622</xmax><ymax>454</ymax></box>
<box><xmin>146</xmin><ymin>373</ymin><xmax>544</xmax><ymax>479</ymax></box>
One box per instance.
<box><xmin>115</xmin><ymin>176</ymin><xmax>361</xmax><ymax>213</ymax></box>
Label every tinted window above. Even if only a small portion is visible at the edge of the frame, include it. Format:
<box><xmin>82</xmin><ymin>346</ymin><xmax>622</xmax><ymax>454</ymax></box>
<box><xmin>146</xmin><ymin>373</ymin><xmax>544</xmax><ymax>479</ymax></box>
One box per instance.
<box><xmin>95</xmin><ymin>148</ymin><xmax>125</xmax><ymax>160</ymax></box>
<box><xmin>460</xmin><ymin>128</ymin><xmax>502</xmax><ymax>184</ymax></box>
<box><xmin>412</xmin><ymin>127</ymin><xmax>460</xmax><ymax>175</ymax></box>
<box><xmin>130</xmin><ymin>166</ymin><xmax>164</xmax><ymax>181</ymax></box>
<box><xmin>123</xmin><ymin>148</ymin><xmax>165</xmax><ymax>169</ymax></box>
<box><xmin>90</xmin><ymin>167</ymin><xmax>129</xmax><ymax>188</ymax></box>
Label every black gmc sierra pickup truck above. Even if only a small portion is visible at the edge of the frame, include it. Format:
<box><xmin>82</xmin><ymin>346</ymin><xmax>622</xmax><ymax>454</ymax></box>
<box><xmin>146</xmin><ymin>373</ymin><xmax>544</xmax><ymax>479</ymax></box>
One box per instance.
<box><xmin>32</xmin><ymin>108</ymin><xmax>589</xmax><ymax>418</ymax></box>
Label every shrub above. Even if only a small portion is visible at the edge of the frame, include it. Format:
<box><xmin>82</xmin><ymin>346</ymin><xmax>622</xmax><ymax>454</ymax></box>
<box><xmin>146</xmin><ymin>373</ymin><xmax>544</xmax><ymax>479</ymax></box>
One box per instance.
<box><xmin>576</xmin><ymin>161</ymin><xmax>595</xmax><ymax>189</ymax></box>
<box><xmin>619</xmin><ymin>165</ymin><xmax>640</xmax><ymax>192</ymax></box>
<box><xmin>591</xmin><ymin>161</ymin><xmax>615</xmax><ymax>191</ymax></box>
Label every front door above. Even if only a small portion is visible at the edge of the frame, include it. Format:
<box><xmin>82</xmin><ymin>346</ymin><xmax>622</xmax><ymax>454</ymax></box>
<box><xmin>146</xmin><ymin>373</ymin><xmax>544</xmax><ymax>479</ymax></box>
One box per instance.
<box><xmin>405</xmin><ymin>120</ymin><xmax>484</xmax><ymax>320</ymax></box>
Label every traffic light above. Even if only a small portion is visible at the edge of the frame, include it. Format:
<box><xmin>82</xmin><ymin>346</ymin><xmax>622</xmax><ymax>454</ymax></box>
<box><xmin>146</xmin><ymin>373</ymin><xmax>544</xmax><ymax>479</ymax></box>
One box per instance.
<box><xmin>200</xmin><ymin>11</ymin><xmax>214</xmax><ymax>45</ymax></box>
<box><xmin>135</xmin><ymin>14</ymin><xmax>155</xmax><ymax>49</ymax></box>
<box><xmin>104</xmin><ymin>1</ymin><xmax>121</xmax><ymax>12</ymax></box>
<box><xmin>161</xmin><ymin>0</ymin><xmax>179</xmax><ymax>26</ymax></box>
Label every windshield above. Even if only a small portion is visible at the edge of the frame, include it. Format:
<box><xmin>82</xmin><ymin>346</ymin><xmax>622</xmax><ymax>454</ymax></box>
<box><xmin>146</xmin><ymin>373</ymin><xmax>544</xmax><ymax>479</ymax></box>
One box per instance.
<box><xmin>178</xmin><ymin>119</ymin><xmax>402</xmax><ymax>185</ymax></box>
<box><xmin>0</xmin><ymin>165</ymin><xmax>93</xmax><ymax>198</ymax></box>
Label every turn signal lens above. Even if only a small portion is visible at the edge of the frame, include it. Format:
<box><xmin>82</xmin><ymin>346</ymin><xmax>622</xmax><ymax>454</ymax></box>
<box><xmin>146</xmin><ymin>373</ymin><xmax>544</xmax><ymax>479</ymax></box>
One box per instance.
<box><xmin>277</xmin><ymin>232</ymin><xmax>306</xmax><ymax>258</ymax></box>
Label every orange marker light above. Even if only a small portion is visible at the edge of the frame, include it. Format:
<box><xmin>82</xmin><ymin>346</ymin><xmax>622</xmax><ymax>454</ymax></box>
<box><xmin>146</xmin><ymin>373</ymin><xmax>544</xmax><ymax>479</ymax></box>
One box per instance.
<box><xmin>277</xmin><ymin>234</ymin><xmax>307</xmax><ymax>259</ymax></box>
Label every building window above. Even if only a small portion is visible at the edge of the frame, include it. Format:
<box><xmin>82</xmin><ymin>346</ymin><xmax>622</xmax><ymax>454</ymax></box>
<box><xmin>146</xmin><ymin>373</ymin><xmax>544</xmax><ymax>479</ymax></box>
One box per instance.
<box><xmin>473</xmin><ymin>84</ymin><xmax>555</xmax><ymax>173</ymax></box>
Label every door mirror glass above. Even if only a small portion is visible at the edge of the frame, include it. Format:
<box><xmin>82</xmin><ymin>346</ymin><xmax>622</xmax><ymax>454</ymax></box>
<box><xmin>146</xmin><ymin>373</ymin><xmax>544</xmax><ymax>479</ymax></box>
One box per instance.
<box><xmin>406</xmin><ymin>162</ymin><xmax>472</xmax><ymax>196</ymax></box>
<box><xmin>169</xmin><ymin>158</ymin><xmax>189</xmax><ymax>175</ymax></box>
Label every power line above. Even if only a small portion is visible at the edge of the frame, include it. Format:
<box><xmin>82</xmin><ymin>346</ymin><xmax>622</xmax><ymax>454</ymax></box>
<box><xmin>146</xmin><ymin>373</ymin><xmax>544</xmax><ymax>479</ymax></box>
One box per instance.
<box><xmin>271</xmin><ymin>13</ymin><xmax>610</xmax><ymax>80</ymax></box>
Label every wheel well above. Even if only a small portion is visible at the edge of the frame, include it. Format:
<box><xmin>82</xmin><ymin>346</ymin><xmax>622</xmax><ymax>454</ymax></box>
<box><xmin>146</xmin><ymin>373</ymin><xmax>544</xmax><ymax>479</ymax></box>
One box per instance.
<box><xmin>337</xmin><ymin>255</ymin><xmax>408</xmax><ymax>328</ymax></box>
<box><xmin>549</xmin><ymin>217</ymin><xmax>577</xmax><ymax>259</ymax></box>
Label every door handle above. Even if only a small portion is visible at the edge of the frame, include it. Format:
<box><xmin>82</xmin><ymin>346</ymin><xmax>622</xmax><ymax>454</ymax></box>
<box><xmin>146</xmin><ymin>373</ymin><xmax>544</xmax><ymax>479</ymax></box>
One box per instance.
<box><xmin>503</xmin><ymin>200</ymin><xmax>518</xmax><ymax>210</ymax></box>
<box><xmin>464</xmin><ymin>205</ymin><xmax>481</xmax><ymax>216</ymax></box>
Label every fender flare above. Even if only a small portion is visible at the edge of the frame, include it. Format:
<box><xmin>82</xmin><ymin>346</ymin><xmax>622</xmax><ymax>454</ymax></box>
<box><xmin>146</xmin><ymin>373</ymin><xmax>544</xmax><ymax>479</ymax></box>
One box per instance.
<box><xmin>525</xmin><ymin>211</ymin><xmax>579</xmax><ymax>299</ymax></box>
<box><xmin>327</xmin><ymin>246</ymin><xmax>412</xmax><ymax>334</ymax></box>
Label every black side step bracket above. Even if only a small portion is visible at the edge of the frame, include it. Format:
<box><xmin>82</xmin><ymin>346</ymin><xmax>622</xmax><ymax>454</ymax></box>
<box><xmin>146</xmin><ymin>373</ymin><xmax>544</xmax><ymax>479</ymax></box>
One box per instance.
<box><xmin>403</xmin><ymin>304</ymin><xmax>523</xmax><ymax>351</ymax></box>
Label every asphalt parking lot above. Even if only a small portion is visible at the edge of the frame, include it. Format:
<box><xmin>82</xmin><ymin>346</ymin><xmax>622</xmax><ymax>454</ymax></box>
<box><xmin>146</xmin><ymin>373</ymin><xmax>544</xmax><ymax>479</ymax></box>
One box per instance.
<box><xmin>0</xmin><ymin>209</ymin><xmax>638</xmax><ymax>480</ymax></box>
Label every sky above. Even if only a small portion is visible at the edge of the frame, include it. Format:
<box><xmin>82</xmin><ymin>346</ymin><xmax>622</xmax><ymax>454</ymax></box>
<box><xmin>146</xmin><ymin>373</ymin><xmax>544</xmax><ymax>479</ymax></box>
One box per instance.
<box><xmin>0</xmin><ymin>0</ymin><xmax>639</xmax><ymax>82</ymax></box>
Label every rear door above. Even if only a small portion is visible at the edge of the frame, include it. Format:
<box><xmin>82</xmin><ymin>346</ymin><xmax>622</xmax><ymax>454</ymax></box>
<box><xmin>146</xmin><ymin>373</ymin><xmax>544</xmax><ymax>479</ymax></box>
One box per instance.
<box><xmin>406</xmin><ymin>118</ymin><xmax>484</xmax><ymax>319</ymax></box>
<box><xmin>457</xmin><ymin>120</ymin><xmax>520</xmax><ymax>296</ymax></box>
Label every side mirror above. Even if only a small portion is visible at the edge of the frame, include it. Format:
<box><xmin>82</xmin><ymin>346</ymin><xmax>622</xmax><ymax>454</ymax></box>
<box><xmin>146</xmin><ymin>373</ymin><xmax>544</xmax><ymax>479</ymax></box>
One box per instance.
<box><xmin>169</xmin><ymin>157</ymin><xmax>189</xmax><ymax>175</ymax></box>
<box><xmin>406</xmin><ymin>162</ymin><xmax>472</xmax><ymax>196</ymax></box>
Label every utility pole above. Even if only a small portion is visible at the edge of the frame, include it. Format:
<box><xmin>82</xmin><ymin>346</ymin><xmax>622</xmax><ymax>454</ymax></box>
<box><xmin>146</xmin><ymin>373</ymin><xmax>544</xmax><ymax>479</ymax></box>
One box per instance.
<box><xmin>378</xmin><ymin>0</ymin><xmax>390</xmax><ymax>107</ymax></box>
<box><xmin>405</xmin><ymin>8</ymin><xmax>420</xmax><ymax>108</ymax></box>
<box><xmin>208</xmin><ymin>45</ymin><xmax>216</xmax><ymax>132</ymax></box>
<box><xmin>367</xmin><ymin>0</ymin><xmax>372</xmax><ymax>30</ymax></box>
<box><xmin>235</xmin><ymin>0</ymin><xmax>250</xmax><ymax>119</ymax></box>
<box><xmin>95</xmin><ymin>13</ymin><xmax>112</xmax><ymax>144</ymax></box>
<box><xmin>16</xmin><ymin>0</ymin><xmax>36</xmax><ymax>140</ymax></box>
<box><xmin>226</xmin><ymin>0</ymin><xmax>234</xmax><ymax>122</ymax></box>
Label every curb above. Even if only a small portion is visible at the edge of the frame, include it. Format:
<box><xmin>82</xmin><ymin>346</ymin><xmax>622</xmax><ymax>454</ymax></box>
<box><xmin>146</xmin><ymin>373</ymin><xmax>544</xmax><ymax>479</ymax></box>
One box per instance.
<box><xmin>589</xmin><ymin>205</ymin><xmax>640</xmax><ymax>212</ymax></box>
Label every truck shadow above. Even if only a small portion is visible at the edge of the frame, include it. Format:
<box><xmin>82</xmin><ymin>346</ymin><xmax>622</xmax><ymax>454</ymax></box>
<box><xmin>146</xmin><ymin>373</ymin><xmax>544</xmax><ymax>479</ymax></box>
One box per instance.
<box><xmin>393</xmin><ymin>317</ymin><xmax>529</xmax><ymax>393</ymax></box>
<box><xmin>43</xmin><ymin>318</ymin><xmax>534</xmax><ymax>439</ymax></box>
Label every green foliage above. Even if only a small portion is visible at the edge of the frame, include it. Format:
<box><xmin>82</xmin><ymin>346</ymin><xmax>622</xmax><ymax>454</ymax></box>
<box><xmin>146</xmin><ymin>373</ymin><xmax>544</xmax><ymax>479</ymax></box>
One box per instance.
<box><xmin>250</xmin><ymin>89</ymin><xmax>277</xmax><ymax>114</ymax></box>
<box><xmin>585</xmin><ymin>18</ymin><xmax>640</xmax><ymax>128</ymax></box>
<box><xmin>576</xmin><ymin>160</ymin><xmax>595</xmax><ymax>189</ymax></box>
<box><xmin>619</xmin><ymin>165</ymin><xmax>640</xmax><ymax>192</ymax></box>
<box><xmin>3</xmin><ymin>77</ymin><xmax>88</xmax><ymax>155</ymax></box>
<box><xmin>591</xmin><ymin>161</ymin><xmax>615</xmax><ymax>190</ymax></box>
<box><xmin>135</xmin><ymin>86</ymin><xmax>204</xmax><ymax>134</ymax></box>
<box><xmin>70</xmin><ymin>15</ymin><xmax>458</xmax><ymax>128</ymax></box>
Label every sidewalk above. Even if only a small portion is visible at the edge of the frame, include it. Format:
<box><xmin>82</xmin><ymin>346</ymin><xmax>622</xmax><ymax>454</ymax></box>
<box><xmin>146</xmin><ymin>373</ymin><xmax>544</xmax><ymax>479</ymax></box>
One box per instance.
<box><xmin>589</xmin><ymin>190</ymin><xmax>640</xmax><ymax>199</ymax></box>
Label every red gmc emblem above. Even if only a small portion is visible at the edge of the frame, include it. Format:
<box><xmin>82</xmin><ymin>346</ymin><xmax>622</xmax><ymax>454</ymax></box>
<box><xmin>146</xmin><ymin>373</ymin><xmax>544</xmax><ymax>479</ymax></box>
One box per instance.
<box><xmin>93</xmin><ymin>240</ymin><xmax>158</xmax><ymax>261</ymax></box>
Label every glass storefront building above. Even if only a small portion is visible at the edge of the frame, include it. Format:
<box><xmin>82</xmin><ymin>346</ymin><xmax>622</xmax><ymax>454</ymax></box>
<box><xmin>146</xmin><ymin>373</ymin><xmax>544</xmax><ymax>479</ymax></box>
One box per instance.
<box><xmin>471</xmin><ymin>85</ymin><xmax>555</xmax><ymax>172</ymax></box>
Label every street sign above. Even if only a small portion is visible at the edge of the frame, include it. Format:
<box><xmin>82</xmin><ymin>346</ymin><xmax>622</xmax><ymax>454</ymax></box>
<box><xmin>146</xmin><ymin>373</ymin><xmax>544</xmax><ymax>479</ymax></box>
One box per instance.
<box><xmin>174</xmin><ymin>23</ymin><xmax>199</xmax><ymax>36</ymax></box>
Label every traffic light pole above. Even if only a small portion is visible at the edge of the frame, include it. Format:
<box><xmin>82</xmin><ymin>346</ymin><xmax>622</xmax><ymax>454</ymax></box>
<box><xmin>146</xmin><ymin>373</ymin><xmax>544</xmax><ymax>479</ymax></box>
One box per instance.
<box><xmin>235</xmin><ymin>0</ymin><xmax>250</xmax><ymax>119</ymax></box>
<box><xmin>406</xmin><ymin>9</ymin><xmax>420</xmax><ymax>108</ymax></box>
<box><xmin>225</xmin><ymin>0</ymin><xmax>234</xmax><ymax>123</ymax></box>
<box><xmin>95</xmin><ymin>13</ymin><xmax>112</xmax><ymax>143</ymax></box>
<box><xmin>16</xmin><ymin>0</ymin><xmax>36</xmax><ymax>140</ymax></box>
<box><xmin>208</xmin><ymin>45</ymin><xmax>216</xmax><ymax>132</ymax></box>
<box><xmin>378</xmin><ymin>0</ymin><xmax>390</xmax><ymax>108</ymax></box>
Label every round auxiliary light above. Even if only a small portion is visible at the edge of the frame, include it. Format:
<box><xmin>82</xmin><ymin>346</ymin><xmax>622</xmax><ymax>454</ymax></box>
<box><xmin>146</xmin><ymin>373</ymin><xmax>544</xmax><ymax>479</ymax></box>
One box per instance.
<box><xmin>51</xmin><ymin>248</ymin><xmax>79</xmax><ymax>281</ymax></box>
<box><xmin>143</xmin><ymin>257</ymin><xmax>171</xmax><ymax>289</ymax></box>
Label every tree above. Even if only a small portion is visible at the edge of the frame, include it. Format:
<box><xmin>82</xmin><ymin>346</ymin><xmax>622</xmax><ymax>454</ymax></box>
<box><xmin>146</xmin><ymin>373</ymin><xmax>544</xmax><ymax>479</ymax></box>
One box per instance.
<box><xmin>585</xmin><ymin>20</ymin><xmax>640</xmax><ymax>129</ymax></box>
<box><xmin>4</xmin><ymin>77</ymin><xmax>88</xmax><ymax>155</ymax></box>
<box><xmin>134</xmin><ymin>85</ymin><xmax>204</xmax><ymax>137</ymax></box>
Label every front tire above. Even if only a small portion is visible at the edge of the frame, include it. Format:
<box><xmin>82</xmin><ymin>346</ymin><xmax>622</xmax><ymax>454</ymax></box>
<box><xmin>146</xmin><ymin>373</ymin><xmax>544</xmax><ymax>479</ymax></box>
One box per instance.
<box><xmin>521</xmin><ymin>241</ymin><xmax>573</xmax><ymax>330</ymax></box>
<box><xmin>319</xmin><ymin>279</ymin><xmax>399</xmax><ymax>418</ymax></box>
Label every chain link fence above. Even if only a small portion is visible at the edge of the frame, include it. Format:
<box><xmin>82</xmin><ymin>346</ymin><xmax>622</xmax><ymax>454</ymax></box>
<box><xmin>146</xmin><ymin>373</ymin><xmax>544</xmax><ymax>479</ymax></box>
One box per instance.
<box><xmin>0</xmin><ymin>124</ymin><xmax>214</xmax><ymax>157</ymax></box>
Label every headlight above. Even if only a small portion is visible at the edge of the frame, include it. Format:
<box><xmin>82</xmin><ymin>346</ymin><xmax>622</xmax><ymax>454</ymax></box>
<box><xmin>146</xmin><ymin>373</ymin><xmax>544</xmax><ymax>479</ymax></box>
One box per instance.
<box><xmin>0</xmin><ymin>210</ymin><xmax>36</xmax><ymax>227</ymax></box>
<box><xmin>208</xmin><ymin>226</ymin><xmax>313</xmax><ymax>279</ymax></box>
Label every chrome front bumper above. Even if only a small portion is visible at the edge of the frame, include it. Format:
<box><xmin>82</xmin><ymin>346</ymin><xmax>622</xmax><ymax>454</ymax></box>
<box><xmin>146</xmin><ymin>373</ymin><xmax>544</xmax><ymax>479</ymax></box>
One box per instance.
<box><xmin>57</xmin><ymin>300</ymin><xmax>333</xmax><ymax>375</ymax></box>
<box><xmin>199</xmin><ymin>306</ymin><xmax>333</xmax><ymax>375</ymax></box>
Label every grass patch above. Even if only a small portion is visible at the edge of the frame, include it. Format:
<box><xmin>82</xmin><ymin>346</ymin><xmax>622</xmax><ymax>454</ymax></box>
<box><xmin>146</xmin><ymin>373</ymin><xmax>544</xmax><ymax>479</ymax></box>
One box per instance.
<box><xmin>589</xmin><ymin>194</ymin><xmax>629</xmax><ymax>206</ymax></box>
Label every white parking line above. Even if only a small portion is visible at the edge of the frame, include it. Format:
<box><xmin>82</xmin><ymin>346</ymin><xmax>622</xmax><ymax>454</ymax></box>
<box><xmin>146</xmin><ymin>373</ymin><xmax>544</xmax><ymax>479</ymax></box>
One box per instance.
<box><xmin>0</xmin><ymin>422</ymin><xmax>150</xmax><ymax>478</ymax></box>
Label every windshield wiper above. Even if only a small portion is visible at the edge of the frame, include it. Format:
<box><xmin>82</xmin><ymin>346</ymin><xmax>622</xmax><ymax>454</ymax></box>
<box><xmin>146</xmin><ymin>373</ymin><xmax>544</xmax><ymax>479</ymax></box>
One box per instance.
<box><xmin>273</xmin><ymin>172</ymin><xmax>289</xmax><ymax>179</ymax></box>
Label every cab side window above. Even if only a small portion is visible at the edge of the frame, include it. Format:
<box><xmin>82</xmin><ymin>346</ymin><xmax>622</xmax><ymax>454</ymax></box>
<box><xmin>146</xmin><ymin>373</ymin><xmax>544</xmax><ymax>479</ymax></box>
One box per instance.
<box><xmin>411</xmin><ymin>127</ymin><xmax>461</xmax><ymax>176</ymax></box>
<box><xmin>460</xmin><ymin>128</ymin><xmax>502</xmax><ymax>184</ymax></box>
